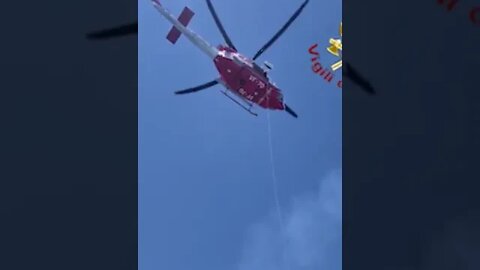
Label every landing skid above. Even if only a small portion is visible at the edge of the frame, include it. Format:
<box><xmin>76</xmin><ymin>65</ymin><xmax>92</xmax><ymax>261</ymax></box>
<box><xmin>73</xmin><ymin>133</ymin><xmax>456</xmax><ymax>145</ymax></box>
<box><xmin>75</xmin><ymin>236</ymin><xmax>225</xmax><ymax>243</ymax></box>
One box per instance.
<box><xmin>221</xmin><ymin>90</ymin><xmax>258</xmax><ymax>116</ymax></box>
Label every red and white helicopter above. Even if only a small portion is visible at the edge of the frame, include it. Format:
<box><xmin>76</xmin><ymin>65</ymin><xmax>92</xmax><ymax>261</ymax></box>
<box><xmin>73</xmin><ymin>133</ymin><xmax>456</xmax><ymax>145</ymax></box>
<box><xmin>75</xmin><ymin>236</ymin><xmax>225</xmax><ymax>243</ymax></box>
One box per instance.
<box><xmin>89</xmin><ymin>0</ymin><xmax>310</xmax><ymax>117</ymax></box>
<box><xmin>153</xmin><ymin>0</ymin><xmax>310</xmax><ymax>118</ymax></box>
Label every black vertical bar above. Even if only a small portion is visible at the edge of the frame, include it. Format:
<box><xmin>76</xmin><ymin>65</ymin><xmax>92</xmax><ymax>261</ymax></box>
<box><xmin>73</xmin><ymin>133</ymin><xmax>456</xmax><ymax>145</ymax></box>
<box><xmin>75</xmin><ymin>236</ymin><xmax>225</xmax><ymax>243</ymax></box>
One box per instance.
<box><xmin>344</xmin><ymin>0</ymin><xmax>480</xmax><ymax>269</ymax></box>
<box><xmin>1</xmin><ymin>1</ymin><xmax>138</xmax><ymax>269</ymax></box>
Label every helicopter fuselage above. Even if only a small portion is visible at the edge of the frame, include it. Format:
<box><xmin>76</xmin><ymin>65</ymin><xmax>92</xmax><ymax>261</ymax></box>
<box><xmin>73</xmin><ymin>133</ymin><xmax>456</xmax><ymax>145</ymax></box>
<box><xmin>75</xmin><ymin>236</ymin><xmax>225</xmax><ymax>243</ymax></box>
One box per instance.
<box><xmin>152</xmin><ymin>0</ymin><xmax>285</xmax><ymax>111</ymax></box>
<box><xmin>214</xmin><ymin>46</ymin><xmax>284</xmax><ymax>110</ymax></box>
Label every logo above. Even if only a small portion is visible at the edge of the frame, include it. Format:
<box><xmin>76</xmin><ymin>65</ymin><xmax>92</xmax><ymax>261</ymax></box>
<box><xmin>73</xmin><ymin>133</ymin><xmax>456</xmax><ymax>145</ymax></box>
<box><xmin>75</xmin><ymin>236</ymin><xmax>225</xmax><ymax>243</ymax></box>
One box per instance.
<box><xmin>308</xmin><ymin>22</ymin><xmax>343</xmax><ymax>89</ymax></box>
<box><xmin>327</xmin><ymin>22</ymin><xmax>342</xmax><ymax>72</ymax></box>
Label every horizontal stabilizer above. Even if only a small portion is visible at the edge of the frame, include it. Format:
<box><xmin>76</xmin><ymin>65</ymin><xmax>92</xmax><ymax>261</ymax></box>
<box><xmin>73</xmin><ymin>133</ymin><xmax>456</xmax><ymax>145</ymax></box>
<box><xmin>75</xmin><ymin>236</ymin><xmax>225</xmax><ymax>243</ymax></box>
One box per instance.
<box><xmin>166</xmin><ymin>7</ymin><xmax>195</xmax><ymax>44</ymax></box>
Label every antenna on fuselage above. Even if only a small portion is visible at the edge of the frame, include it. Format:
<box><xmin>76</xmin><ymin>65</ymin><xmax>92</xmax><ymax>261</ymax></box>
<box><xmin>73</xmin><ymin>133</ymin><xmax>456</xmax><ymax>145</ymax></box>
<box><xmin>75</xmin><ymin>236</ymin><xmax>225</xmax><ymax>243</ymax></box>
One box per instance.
<box><xmin>264</xmin><ymin>61</ymin><xmax>273</xmax><ymax>70</ymax></box>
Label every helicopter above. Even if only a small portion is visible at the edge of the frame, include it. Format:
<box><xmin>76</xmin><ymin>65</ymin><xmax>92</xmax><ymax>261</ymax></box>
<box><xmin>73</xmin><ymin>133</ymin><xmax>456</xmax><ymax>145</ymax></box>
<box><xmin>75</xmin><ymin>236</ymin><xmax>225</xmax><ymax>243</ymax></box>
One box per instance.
<box><xmin>149</xmin><ymin>0</ymin><xmax>311</xmax><ymax>117</ymax></box>
<box><xmin>87</xmin><ymin>1</ymin><xmax>376</xmax><ymax>116</ymax></box>
<box><xmin>90</xmin><ymin>0</ymin><xmax>310</xmax><ymax>117</ymax></box>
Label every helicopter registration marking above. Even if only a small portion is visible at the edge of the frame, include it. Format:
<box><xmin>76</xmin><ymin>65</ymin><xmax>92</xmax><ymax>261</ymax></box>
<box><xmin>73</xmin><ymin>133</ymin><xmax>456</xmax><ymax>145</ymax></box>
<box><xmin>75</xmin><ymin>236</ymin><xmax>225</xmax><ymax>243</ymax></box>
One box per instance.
<box><xmin>249</xmin><ymin>75</ymin><xmax>266</xmax><ymax>89</ymax></box>
<box><xmin>238</xmin><ymin>88</ymin><xmax>255</xmax><ymax>101</ymax></box>
<box><xmin>257</xmin><ymin>81</ymin><xmax>266</xmax><ymax>89</ymax></box>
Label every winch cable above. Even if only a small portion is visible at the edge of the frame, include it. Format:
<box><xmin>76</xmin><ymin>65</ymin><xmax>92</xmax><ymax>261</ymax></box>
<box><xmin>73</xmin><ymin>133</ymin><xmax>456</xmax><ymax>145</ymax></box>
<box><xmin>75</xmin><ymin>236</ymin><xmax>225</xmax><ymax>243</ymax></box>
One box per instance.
<box><xmin>265</xmin><ymin>98</ymin><xmax>290</xmax><ymax>268</ymax></box>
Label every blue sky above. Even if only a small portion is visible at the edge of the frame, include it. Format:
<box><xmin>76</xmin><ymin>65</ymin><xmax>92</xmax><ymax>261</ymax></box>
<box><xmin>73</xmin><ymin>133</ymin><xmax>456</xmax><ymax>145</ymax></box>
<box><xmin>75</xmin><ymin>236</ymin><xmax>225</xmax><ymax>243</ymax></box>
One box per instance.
<box><xmin>139</xmin><ymin>0</ymin><xmax>342</xmax><ymax>269</ymax></box>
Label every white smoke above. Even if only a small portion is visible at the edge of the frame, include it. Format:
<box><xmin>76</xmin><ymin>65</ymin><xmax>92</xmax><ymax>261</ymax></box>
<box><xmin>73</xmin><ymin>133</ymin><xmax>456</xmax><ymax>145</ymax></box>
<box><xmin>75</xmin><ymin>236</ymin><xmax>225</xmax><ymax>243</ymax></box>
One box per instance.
<box><xmin>236</xmin><ymin>170</ymin><xmax>342</xmax><ymax>270</ymax></box>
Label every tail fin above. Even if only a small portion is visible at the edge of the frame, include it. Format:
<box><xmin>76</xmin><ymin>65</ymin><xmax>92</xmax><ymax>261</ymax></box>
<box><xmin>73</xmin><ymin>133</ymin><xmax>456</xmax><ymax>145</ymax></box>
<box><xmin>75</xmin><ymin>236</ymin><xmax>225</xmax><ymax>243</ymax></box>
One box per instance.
<box><xmin>166</xmin><ymin>7</ymin><xmax>195</xmax><ymax>44</ymax></box>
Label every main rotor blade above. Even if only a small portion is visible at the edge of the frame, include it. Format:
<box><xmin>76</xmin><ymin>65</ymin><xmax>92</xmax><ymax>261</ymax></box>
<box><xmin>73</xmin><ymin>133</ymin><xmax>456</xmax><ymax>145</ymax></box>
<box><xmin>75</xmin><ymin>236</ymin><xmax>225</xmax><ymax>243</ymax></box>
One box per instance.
<box><xmin>252</xmin><ymin>0</ymin><xmax>309</xmax><ymax>60</ymax></box>
<box><xmin>174</xmin><ymin>80</ymin><xmax>219</xmax><ymax>95</ymax></box>
<box><xmin>344</xmin><ymin>63</ymin><xmax>376</xmax><ymax>95</ymax></box>
<box><xmin>86</xmin><ymin>22</ymin><xmax>138</xmax><ymax>40</ymax></box>
<box><xmin>206</xmin><ymin>0</ymin><xmax>237</xmax><ymax>51</ymax></box>
<box><xmin>284</xmin><ymin>104</ymin><xmax>298</xmax><ymax>118</ymax></box>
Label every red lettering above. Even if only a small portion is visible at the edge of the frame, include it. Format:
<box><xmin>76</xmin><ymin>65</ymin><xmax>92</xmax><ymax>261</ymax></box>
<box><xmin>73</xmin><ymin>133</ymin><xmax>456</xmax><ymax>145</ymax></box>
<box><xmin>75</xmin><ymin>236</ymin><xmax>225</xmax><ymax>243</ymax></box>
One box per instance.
<box><xmin>317</xmin><ymin>67</ymin><xmax>328</xmax><ymax>77</ymax></box>
<box><xmin>308</xmin><ymin>43</ymin><xmax>319</xmax><ymax>56</ymax></box>
<box><xmin>470</xmin><ymin>7</ymin><xmax>480</xmax><ymax>25</ymax></box>
<box><xmin>324</xmin><ymin>71</ymin><xmax>334</xmax><ymax>82</ymax></box>
<box><xmin>437</xmin><ymin>0</ymin><xmax>459</xmax><ymax>11</ymax></box>
<box><xmin>312</xmin><ymin>61</ymin><xmax>323</xmax><ymax>73</ymax></box>
<box><xmin>337</xmin><ymin>80</ymin><xmax>342</xmax><ymax>88</ymax></box>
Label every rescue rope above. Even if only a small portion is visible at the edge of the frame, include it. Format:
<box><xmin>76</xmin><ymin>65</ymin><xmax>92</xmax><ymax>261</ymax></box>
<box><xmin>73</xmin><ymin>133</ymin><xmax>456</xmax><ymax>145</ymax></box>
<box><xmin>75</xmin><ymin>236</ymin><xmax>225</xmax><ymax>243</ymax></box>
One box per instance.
<box><xmin>266</xmin><ymin>109</ymin><xmax>289</xmax><ymax>269</ymax></box>
<box><xmin>266</xmin><ymin>110</ymin><xmax>285</xmax><ymax>229</ymax></box>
